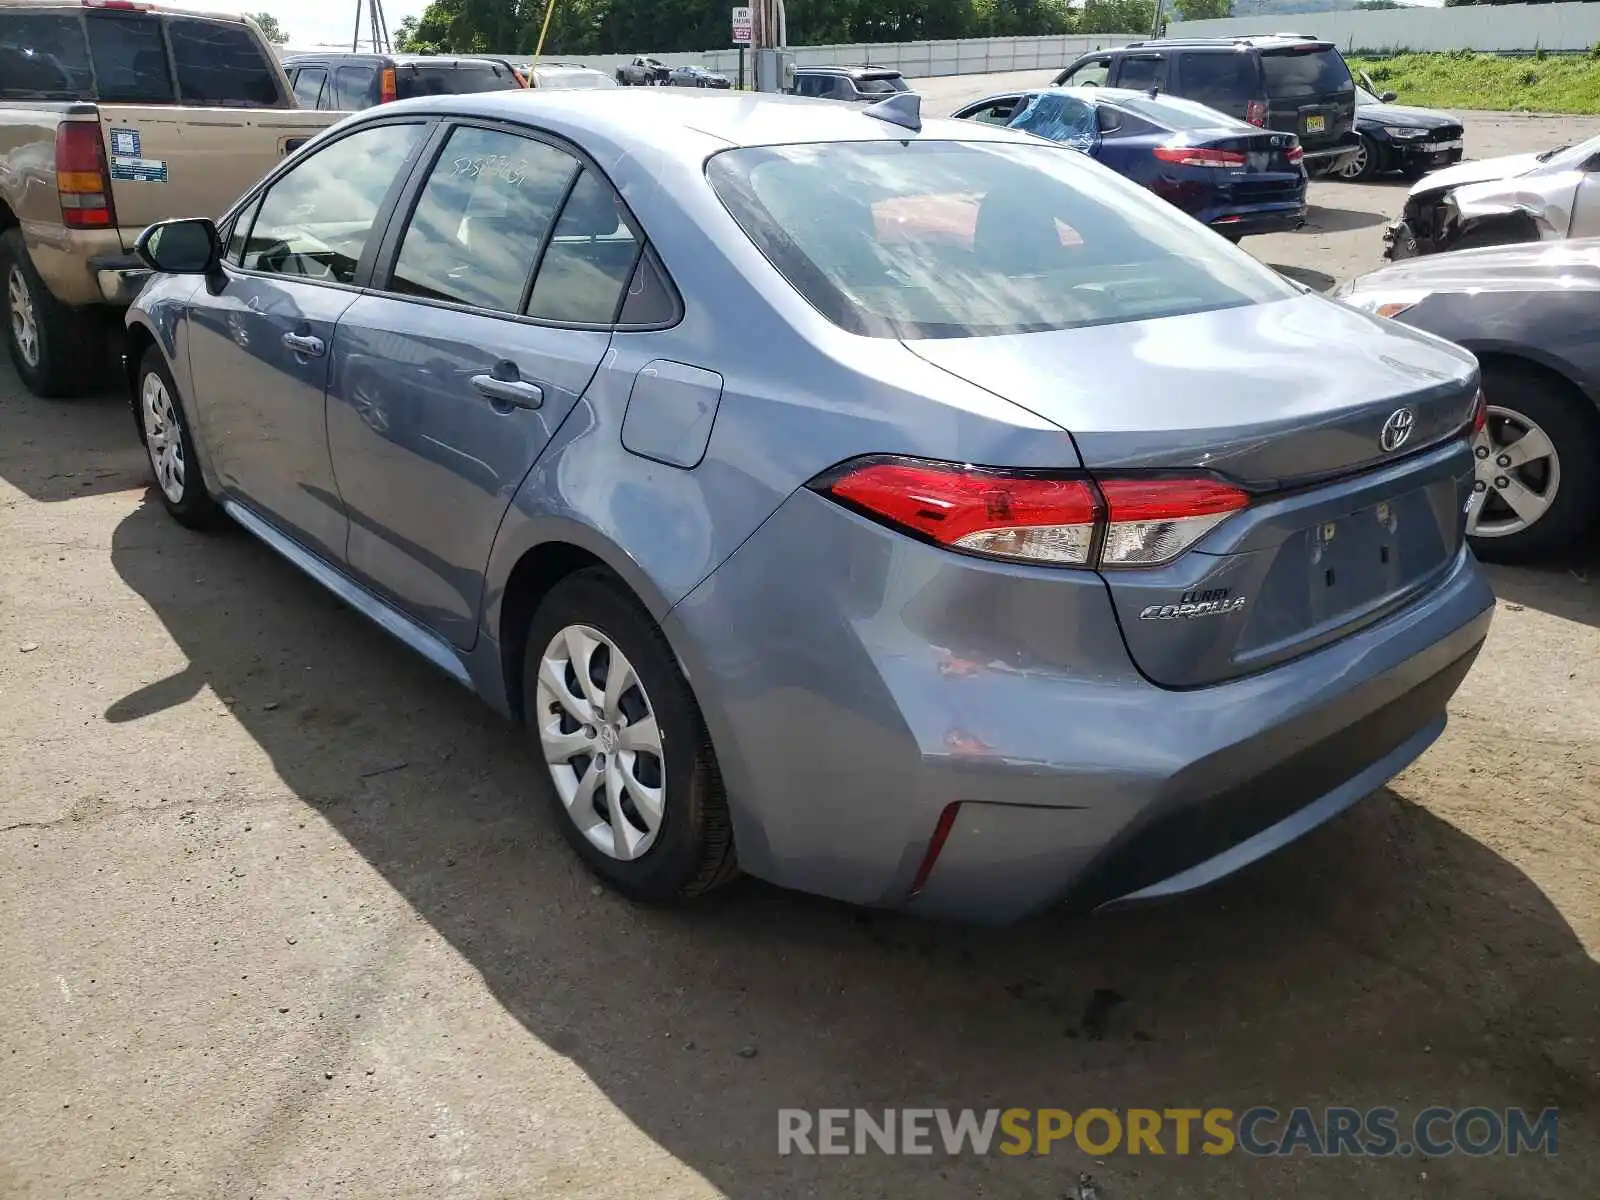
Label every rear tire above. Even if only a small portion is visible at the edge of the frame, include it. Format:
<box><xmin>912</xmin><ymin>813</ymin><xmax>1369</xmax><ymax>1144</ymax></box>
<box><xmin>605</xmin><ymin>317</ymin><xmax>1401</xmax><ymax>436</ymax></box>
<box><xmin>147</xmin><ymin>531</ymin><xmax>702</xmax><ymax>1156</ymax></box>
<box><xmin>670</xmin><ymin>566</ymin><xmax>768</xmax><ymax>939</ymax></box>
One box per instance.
<box><xmin>1468</xmin><ymin>364</ymin><xmax>1600</xmax><ymax>563</ymax></box>
<box><xmin>522</xmin><ymin>569</ymin><xmax>737</xmax><ymax>902</ymax></box>
<box><xmin>1</xmin><ymin>228</ymin><xmax>104</xmax><ymax>398</ymax></box>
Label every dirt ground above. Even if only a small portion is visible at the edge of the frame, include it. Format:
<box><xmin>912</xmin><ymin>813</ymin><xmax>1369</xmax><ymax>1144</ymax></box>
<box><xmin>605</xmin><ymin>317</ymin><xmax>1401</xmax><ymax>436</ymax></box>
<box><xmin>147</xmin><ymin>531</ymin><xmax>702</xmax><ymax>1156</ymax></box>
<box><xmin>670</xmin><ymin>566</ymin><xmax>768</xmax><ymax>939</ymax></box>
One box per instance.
<box><xmin>1</xmin><ymin>77</ymin><xmax>1598</xmax><ymax>1200</ymax></box>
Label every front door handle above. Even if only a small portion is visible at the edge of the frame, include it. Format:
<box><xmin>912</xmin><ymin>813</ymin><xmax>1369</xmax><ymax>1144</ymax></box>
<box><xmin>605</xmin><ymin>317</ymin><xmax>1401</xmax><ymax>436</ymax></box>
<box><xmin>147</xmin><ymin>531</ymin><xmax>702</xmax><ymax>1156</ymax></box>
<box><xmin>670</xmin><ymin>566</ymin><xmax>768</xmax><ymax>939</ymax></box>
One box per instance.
<box><xmin>470</xmin><ymin>373</ymin><xmax>544</xmax><ymax>411</ymax></box>
<box><xmin>282</xmin><ymin>331</ymin><xmax>325</xmax><ymax>357</ymax></box>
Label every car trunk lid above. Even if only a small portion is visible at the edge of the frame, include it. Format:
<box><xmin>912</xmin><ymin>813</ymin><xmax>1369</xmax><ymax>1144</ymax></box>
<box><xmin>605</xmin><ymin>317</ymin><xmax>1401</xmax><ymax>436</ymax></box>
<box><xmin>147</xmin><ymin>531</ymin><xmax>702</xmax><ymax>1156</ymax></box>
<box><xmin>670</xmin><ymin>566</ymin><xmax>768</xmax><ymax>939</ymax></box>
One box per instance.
<box><xmin>903</xmin><ymin>294</ymin><xmax>1478</xmax><ymax>686</ymax></box>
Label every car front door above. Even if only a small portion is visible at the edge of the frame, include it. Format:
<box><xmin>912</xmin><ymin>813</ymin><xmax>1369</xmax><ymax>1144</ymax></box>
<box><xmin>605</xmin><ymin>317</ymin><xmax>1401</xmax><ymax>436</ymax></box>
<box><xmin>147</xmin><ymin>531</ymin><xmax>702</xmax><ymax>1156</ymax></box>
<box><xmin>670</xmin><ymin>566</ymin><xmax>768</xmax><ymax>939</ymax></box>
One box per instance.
<box><xmin>184</xmin><ymin>119</ymin><xmax>431</xmax><ymax>562</ymax></box>
<box><xmin>326</xmin><ymin>122</ymin><xmax>639</xmax><ymax>649</ymax></box>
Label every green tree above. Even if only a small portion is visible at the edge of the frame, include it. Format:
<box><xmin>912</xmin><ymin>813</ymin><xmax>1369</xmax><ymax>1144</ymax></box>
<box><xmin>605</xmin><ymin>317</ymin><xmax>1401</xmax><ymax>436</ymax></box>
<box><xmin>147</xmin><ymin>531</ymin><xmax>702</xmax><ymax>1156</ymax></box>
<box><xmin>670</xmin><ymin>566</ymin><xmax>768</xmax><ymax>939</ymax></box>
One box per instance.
<box><xmin>1171</xmin><ymin>0</ymin><xmax>1230</xmax><ymax>19</ymax></box>
<box><xmin>249</xmin><ymin>11</ymin><xmax>289</xmax><ymax>43</ymax></box>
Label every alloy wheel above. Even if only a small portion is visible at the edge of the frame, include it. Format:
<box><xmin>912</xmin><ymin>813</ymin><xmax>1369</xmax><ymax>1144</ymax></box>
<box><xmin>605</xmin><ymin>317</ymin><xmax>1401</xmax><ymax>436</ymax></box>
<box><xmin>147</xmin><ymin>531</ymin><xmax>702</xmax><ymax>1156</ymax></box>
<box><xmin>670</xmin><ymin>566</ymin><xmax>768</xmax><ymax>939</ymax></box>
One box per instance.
<box><xmin>141</xmin><ymin>371</ymin><xmax>187</xmax><ymax>504</ymax></box>
<box><xmin>535</xmin><ymin>623</ymin><xmax>665</xmax><ymax>861</ymax></box>
<box><xmin>1467</xmin><ymin>404</ymin><xmax>1560</xmax><ymax>539</ymax></box>
<box><xmin>7</xmin><ymin>263</ymin><xmax>39</xmax><ymax>368</ymax></box>
<box><xmin>1334</xmin><ymin>140</ymin><xmax>1369</xmax><ymax>180</ymax></box>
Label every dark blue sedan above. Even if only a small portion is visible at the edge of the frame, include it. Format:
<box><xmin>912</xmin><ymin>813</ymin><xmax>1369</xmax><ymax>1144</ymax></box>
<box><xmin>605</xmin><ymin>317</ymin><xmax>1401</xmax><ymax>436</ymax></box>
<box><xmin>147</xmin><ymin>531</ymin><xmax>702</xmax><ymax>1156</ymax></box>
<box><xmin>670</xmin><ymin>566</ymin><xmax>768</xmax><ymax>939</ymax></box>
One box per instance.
<box><xmin>954</xmin><ymin>86</ymin><xmax>1307</xmax><ymax>242</ymax></box>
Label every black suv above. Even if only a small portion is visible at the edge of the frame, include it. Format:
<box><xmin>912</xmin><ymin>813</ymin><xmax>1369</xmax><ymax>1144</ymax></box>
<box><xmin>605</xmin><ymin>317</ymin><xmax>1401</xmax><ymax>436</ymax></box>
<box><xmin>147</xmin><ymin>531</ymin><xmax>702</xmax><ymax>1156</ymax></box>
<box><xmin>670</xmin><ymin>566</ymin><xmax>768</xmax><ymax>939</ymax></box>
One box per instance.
<box><xmin>1054</xmin><ymin>35</ymin><xmax>1360</xmax><ymax>176</ymax></box>
<box><xmin>283</xmin><ymin>52</ymin><xmax>522</xmax><ymax>111</ymax></box>
<box><xmin>790</xmin><ymin>65</ymin><xmax>909</xmax><ymax>102</ymax></box>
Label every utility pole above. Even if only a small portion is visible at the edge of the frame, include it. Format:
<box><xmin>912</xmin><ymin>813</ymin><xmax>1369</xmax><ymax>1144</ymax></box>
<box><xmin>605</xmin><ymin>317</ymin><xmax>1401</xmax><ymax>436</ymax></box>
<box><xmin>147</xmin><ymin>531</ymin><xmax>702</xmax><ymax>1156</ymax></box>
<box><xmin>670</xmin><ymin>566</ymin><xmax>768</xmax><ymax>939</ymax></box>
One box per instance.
<box><xmin>351</xmin><ymin>0</ymin><xmax>391</xmax><ymax>52</ymax></box>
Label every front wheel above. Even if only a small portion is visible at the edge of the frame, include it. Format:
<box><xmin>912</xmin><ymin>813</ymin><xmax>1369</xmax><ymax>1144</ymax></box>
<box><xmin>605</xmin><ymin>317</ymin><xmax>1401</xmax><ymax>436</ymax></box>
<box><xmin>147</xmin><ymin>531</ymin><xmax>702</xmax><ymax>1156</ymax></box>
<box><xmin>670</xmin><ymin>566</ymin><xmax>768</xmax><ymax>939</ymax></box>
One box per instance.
<box><xmin>136</xmin><ymin>346</ymin><xmax>220</xmax><ymax>529</ymax></box>
<box><xmin>1334</xmin><ymin>134</ymin><xmax>1377</xmax><ymax>181</ymax></box>
<box><xmin>1467</xmin><ymin>366</ymin><xmax>1600</xmax><ymax>562</ymax></box>
<box><xmin>523</xmin><ymin>569</ymin><xmax>737</xmax><ymax>902</ymax></box>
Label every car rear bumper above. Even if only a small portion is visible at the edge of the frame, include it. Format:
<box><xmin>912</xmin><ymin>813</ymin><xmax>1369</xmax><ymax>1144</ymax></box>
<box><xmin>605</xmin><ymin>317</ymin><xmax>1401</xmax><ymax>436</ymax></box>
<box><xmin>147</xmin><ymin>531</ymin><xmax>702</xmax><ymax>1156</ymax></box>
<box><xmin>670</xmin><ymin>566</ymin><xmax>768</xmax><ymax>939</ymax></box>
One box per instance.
<box><xmin>1206</xmin><ymin>202</ymin><xmax>1307</xmax><ymax>238</ymax></box>
<box><xmin>1301</xmin><ymin>132</ymin><xmax>1363</xmax><ymax>173</ymax></box>
<box><xmin>667</xmin><ymin>488</ymin><xmax>1494</xmax><ymax>924</ymax></box>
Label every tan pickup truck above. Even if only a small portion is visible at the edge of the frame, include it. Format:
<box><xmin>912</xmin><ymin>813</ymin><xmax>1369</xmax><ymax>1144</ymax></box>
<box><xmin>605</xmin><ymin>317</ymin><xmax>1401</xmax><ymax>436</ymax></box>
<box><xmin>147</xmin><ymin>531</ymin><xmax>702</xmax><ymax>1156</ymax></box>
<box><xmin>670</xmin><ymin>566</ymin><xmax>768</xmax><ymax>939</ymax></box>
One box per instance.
<box><xmin>0</xmin><ymin>0</ymin><xmax>340</xmax><ymax>395</ymax></box>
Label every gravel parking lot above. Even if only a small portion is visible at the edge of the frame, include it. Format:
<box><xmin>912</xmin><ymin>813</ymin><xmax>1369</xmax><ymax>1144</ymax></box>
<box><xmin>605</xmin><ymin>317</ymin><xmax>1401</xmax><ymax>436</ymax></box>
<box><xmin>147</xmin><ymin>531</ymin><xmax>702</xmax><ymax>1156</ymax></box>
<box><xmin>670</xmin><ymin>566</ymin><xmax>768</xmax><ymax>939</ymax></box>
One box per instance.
<box><xmin>1</xmin><ymin>72</ymin><xmax>1597</xmax><ymax>1200</ymax></box>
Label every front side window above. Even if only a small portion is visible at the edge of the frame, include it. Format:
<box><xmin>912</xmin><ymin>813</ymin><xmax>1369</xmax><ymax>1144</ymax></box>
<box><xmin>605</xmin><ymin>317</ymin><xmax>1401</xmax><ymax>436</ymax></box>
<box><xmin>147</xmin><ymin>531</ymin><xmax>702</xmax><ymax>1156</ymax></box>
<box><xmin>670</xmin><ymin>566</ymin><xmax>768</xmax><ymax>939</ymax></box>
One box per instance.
<box><xmin>169</xmin><ymin>18</ymin><xmax>280</xmax><ymax>106</ymax></box>
<box><xmin>1261</xmin><ymin>48</ymin><xmax>1353</xmax><ymax>99</ymax></box>
<box><xmin>707</xmin><ymin>140</ymin><xmax>1295</xmax><ymax>340</ymax></box>
<box><xmin>292</xmin><ymin>67</ymin><xmax>328</xmax><ymax>107</ymax></box>
<box><xmin>1062</xmin><ymin>57</ymin><xmax>1109</xmax><ymax>87</ymax></box>
<box><xmin>241</xmin><ymin>121</ymin><xmax>424</xmax><ymax>283</ymax></box>
<box><xmin>0</xmin><ymin>12</ymin><xmax>94</xmax><ymax>99</ymax></box>
<box><xmin>84</xmin><ymin>12</ymin><xmax>173</xmax><ymax>103</ymax></box>
<box><xmin>389</xmin><ymin>126</ymin><xmax>578</xmax><ymax>313</ymax></box>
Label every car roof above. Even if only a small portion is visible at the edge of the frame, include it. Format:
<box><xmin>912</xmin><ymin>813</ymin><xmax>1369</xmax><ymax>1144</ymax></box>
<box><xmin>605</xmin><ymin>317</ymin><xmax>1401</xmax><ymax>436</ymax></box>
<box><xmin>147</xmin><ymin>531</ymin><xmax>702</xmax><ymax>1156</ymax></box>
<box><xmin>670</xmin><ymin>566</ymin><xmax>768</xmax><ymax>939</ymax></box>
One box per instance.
<box><xmin>1113</xmin><ymin>35</ymin><xmax>1333</xmax><ymax>51</ymax></box>
<box><xmin>796</xmin><ymin>64</ymin><xmax>904</xmax><ymax>77</ymax></box>
<box><xmin>359</xmin><ymin>88</ymin><xmax>1037</xmax><ymax>154</ymax></box>
<box><xmin>283</xmin><ymin>52</ymin><xmax>508</xmax><ymax>67</ymax></box>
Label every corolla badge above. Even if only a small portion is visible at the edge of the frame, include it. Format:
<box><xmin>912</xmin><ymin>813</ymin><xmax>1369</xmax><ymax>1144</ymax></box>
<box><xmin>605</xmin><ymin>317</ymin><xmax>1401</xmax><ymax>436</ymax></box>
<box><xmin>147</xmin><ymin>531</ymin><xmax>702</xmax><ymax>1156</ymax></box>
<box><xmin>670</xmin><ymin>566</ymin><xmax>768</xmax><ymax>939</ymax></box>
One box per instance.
<box><xmin>1380</xmin><ymin>406</ymin><xmax>1416</xmax><ymax>452</ymax></box>
<box><xmin>1139</xmin><ymin>587</ymin><xmax>1248</xmax><ymax>621</ymax></box>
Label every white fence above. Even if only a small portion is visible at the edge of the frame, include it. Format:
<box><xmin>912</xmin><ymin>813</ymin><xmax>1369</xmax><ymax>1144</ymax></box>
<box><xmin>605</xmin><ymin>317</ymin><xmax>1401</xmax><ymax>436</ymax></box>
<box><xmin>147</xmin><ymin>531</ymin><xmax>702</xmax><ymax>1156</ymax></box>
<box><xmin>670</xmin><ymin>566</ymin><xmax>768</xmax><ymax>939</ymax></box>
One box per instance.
<box><xmin>1168</xmin><ymin>3</ymin><xmax>1600</xmax><ymax>54</ymax></box>
<box><xmin>282</xmin><ymin>34</ymin><xmax>1134</xmax><ymax>80</ymax></box>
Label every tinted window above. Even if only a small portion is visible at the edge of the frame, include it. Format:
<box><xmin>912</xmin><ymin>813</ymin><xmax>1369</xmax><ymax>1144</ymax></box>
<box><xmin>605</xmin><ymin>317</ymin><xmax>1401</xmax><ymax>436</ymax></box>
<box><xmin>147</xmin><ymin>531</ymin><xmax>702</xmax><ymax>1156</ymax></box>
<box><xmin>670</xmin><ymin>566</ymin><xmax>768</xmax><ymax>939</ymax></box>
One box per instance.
<box><xmin>169</xmin><ymin>18</ymin><xmax>279</xmax><ymax>106</ymax></box>
<box><xmin>1177</xmin><ymin>51</ymin><xmax>1258</xmax><ymax>109</ymax></box>
<box><xmin>0</xmin><ymin>12</ymin><xmax>94</xmax><ymax>98</ymax></box>
<box><xmin>241</xmin><ymin>122</ymin><xmax>423</xmax><ymax>282</ymax></box>
<box><xmin>335</xmin><ymin>64</ymin><xmax>376</xmax><ymax>109</ymax></box>
<box><xmin>1115</xmin><ymin>56</ymin><xmax>1163</xmax><ymax>92</ymax></box>
<box><xmin>1062</xmin><ymin>57</ymin><xmax>1109</xmax><ymax>87</ymax></box>
<box><xmin>85</xmin><ymin>12</ymin><xmax>173</xmax><ymax>103</ymax></box>
<box><xmin>292</xmin><ymin>67</ymin><xmax>327</xmax><ymax>106</ymax></box>
<box><xmin>1009</xmin><ymin>93</ymin><xmax>1098</xmax><ymax>148</ymax></box>
<box><xmin>1261</xmin><ymin>48</ymin><xmax>1353</xmax><ymax>98</ymax></box>
<box><xmin>707</xmin><ymin>140</ymin><xmax>1293</xmax><ymax>340</ymax></box>
<box><xmin>390</xmin><ymin>126</ymin><xmax>577</xmax><ymax>313</ymax></box>
<box><xmin>526</xmin><ymin>168</ymin><xmax>641</xmax><ymax>324</ymax></box>
<box><xmin>856</xmin><ymin>75</ymin><xmax>905</xmax><ymax>96</ymax></box>
<box><xmin>396</xmin><ymin>63</ymin><xmax>517</xmax><ymax>98</ymax></box>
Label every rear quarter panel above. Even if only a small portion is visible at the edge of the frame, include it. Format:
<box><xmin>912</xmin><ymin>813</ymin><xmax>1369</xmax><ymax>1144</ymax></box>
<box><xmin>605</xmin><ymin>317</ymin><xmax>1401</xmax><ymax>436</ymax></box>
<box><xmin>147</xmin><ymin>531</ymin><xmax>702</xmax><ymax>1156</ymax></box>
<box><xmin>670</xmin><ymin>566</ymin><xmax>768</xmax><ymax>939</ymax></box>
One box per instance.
<box><xmin>0</xmin><ymin>102</ymin><xmax>77</xmax><ymax>228</ymax></box>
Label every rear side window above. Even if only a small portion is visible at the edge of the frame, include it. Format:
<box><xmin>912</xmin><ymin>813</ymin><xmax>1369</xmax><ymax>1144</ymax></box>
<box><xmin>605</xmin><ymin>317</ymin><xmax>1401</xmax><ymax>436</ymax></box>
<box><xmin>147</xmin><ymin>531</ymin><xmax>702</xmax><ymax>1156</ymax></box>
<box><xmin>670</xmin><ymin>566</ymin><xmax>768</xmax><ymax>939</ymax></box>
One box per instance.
<box><xmin>1177</xmin><ymin>52</ymin><xmax>1258</xmax><ymax>109</ymax></box>
<box><xmin>389</xmin><ymin>126</ymin><xmax>578</xmax><ymax>313</ymax></box>
<box><xmin>0</xmin><ymin>12</ymin><xmax>94</xmax><ymax>98</ymax></box>
<box><xmin>292</xmin><ymin>67</ymin><xmax>328</xmax><ymax>107</ymax></box>
<box><xmin>85</xmin><ymin>12</ymin><xmax>174</xmax><ymax>103</ymax></box>
<box><xmin>707</xmin><ymin>140</ymin><xmax>1294</xmax><ymax>340</ymax></box>
<box><xmin>1115</xmin><ymin>56</ymin><xmax>1164</xmax><ymax>92</ymax></box>
<box><xmin>334</xmin><ymin>64</ymin><xmax>375</xmax><ymax>108</ymax></box>
<box><xmin>1261</xmin><ymin>48</ymin><xmax>1353</xmax><ymax>99</ymax></box>
<box><xmin>525</xmin><ymin>168</ymin><xmax>642</xmax><ymax>324</ymax></box>
<box><xmin>397</xmin><ymin>63</ymin><xmax>518</xmax><ymax>98</ymax></box>
<box><xmin>169</xmin><ymin>18</ymin><xmax>280</xmax><ymax>106</ymax></box>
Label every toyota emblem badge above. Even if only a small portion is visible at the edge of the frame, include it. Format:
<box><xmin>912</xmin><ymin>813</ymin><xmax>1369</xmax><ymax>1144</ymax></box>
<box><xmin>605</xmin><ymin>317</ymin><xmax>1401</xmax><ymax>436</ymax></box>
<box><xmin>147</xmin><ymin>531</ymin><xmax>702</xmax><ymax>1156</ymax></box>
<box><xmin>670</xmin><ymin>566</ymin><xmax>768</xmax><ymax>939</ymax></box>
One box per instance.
<box><xmin>1380</xmin><ymin>407</ymin><xmax>1416</xmax><ymax>453</ymax></box>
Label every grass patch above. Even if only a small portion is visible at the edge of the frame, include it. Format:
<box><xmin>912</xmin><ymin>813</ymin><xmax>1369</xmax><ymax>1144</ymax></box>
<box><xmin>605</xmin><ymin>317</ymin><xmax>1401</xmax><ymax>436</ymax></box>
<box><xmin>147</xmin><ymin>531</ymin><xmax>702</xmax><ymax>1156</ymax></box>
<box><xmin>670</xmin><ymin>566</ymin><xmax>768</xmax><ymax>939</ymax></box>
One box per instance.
<box><xmin>1349</xmin><ymin>52</ymin><xmax>1600</xmax><ymax>114</ymax></box>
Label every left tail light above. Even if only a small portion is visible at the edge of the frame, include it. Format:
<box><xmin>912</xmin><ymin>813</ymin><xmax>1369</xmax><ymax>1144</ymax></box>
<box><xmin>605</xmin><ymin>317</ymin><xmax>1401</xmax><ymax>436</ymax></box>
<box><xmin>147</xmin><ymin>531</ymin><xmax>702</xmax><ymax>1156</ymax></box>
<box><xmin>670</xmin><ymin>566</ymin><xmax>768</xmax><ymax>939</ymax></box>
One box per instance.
<box><xmin>1153</xmin><ymin>145</ymin><xmax>1247</xmax><ymax>169</ymax></box>
<box><xmin>379</xmin><ymin>67</ymin><xmax>398</xmax><ymax>104</ymax></box>
<box><xmin>813</xmin><ymin>457</ymin><xmax>1248</xmax><ymax>570</ymax></box>
<box><xmin>55</xmin><ymin>122</ymin><xmax>115</xmax><ymax>229</ymax></box>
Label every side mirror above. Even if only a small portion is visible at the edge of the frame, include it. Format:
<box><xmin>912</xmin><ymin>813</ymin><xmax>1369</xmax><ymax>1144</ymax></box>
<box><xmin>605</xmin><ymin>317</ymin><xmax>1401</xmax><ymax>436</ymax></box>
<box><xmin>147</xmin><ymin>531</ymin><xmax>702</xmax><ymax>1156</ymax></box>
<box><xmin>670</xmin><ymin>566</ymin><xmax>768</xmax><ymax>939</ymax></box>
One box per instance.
<box><xmin>135</xmin><ymin>217</ymin><xmax>220</xmax><ymax>274</ymax></box>
<box><xmin>1381</xmin><ymin>90</ymin><xmax>1398</xmax><ymax>104</ymax></box>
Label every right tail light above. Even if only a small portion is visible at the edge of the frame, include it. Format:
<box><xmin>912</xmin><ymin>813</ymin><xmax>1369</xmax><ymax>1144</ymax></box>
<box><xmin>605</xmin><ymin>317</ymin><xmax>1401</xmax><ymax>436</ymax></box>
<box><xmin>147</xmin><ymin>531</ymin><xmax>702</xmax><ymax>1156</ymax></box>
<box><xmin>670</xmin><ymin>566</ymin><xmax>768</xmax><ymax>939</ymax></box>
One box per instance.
<box><xmin>380</xmin><ymin>67</ymin><xmax>398</xmax><ymax>104</ymax></box>
<box><xmin>813</xmin><ymin>457</ymin><xmax>1248</xmax><ymax>570</ymax></box>
<box><xmin>55</xmin><ymin>121</ymin><xmax>115</xmax><ymax>229</ymax></box>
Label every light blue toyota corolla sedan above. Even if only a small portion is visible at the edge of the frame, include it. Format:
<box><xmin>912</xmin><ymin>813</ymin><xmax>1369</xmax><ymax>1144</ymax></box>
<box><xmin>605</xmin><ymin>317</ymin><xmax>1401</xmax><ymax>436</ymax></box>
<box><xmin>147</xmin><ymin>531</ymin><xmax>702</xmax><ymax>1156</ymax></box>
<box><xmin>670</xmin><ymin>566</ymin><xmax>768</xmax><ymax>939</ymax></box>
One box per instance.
<box><xmin>125</xmin><ymin>88</ymin><xmax>1493</xmax><ymax>923</ymax></box>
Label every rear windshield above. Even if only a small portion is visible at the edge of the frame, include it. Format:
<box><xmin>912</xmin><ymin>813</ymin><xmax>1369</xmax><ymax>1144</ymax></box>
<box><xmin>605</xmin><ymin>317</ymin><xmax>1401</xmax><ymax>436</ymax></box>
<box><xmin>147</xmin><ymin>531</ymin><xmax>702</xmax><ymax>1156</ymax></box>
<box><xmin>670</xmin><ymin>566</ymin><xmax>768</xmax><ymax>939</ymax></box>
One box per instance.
<box><xmin>397</xmin><ymin>63</ymin><xmax>519</xmax><ymax>98</ymax></box>
<box><xmin>1260</xmin><ymin>47</ymin><xmax>1352</xmax><ymax>99</ymax></box>
<box><xmin>0</xmin><ymin>9</ymin><xmax>279</xmax><ymax>105</ymax></box>
<box><xmin>1107</xmin><ymin>92</ymin><xmax>1247</xmax><ymax>131</ymax></box>
<box><xmin>856</xmin><ymin>73</ymin><xmax>908</xmax><ymax>95</ymax></box>
<box><xmin>707</xmin><ymin>140</ymin><xmax>1293</xmax><ymax>340</ymax></box>
<box><xmin>536</xmin><ymin>69</ymin><xmax>616</xmax><ymax>90</ymax></box>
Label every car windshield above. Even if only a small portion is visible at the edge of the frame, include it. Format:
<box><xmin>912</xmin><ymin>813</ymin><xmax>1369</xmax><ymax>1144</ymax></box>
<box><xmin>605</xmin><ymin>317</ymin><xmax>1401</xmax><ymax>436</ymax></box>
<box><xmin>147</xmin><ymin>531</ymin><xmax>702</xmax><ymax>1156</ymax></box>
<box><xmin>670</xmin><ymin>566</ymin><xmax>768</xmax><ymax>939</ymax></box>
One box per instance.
<box><xmin>537</xmin><ymin>68</ymin><xmax>615</xmax><ymax>89</ymax></box>
<box><xmin>1356</xmin><ymin>86</ymin><xmax>1380</xmax><ymax>105</ymax></box>
<box><xmin>1260</xmin><ymin>47</ymin><xmax>1352</xmax><ymax>98</ymax></box>
<box><xmin>856</xmin><ymin>74</ymin><xmax>907</xmax><ymax>95</ymax></box>
<box><xmin>397</xmin><ymin>62</ymin><xmax>519</xmax><ymax>98</ymax></box>
<box><xmin>707</xmin><ymin>139</ymin><xmax>1295</xmax><ymax>340</ymax></box>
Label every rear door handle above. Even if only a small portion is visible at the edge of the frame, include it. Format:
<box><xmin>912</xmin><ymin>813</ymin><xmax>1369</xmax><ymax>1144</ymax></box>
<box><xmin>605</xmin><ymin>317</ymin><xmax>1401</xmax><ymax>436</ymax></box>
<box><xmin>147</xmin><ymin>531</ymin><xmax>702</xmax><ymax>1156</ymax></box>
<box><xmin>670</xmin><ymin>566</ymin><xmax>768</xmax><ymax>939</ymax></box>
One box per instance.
<box><xmin>470</xmin><ymin>373</ymin><xmax>544</xmax><ymax>411</ymax></box>
<box><xmin>282</xmin><ymin>332</ymin><xmax>325</xmax><ymax>357</ymax></box>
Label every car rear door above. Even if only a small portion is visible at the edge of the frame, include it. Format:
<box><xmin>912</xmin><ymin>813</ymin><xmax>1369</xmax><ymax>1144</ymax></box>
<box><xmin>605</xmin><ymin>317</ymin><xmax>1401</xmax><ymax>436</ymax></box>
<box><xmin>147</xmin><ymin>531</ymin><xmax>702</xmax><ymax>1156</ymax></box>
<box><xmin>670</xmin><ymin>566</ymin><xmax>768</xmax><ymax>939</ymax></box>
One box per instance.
<box><xmin>326</xmin><ymin>121</ymin><xmax>638</xmax><ymax>650</ymax></box>
<box><xmin>1260</xmin><ymin>44</ymin><xmax>1356</xmax><ymax>156</ymax></box>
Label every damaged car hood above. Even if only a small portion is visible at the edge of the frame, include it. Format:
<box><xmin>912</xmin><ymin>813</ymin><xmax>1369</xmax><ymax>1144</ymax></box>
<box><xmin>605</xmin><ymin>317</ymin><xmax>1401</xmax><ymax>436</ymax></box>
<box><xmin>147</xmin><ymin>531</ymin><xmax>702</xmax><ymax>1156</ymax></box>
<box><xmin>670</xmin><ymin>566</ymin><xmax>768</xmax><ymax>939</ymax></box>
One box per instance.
<box><xmin>1409</xmin><ymin>151</ymin><xmax>1543</xmax><ymax>196</ymax></box>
